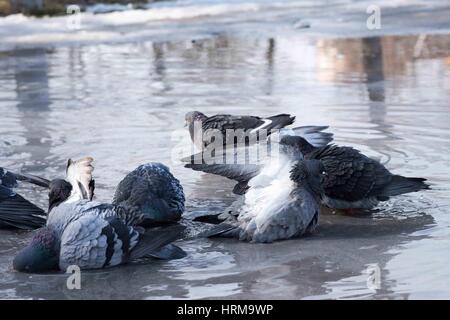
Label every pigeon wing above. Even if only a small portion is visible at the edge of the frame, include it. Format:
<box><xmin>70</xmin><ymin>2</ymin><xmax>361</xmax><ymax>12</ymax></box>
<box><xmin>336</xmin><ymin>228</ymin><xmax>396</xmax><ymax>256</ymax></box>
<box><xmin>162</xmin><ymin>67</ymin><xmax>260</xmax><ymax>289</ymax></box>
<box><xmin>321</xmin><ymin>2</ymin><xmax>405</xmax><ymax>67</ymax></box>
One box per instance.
<box><xmin>202</xmin><ymin>114</ymin><xmax>264</xmax><ymax>133</ymax></box>
<box><xmin>308</xmin><ymin>145</ymin><xmax>392</xmax><ymax>201</ymax></box>
<box><xmin>0</xmin><ymin>188</ymin><xmax>46</xmax><ymax>230</ymax></box>
<box><xmin>59</xmin><ymin>213</ymin><xmax>140</xmax><ymax>270</ymax></box>
<box><xmin>182</xmin><ymin>143</ymin><xmax>266</xmax><ymax>182</ymax></box>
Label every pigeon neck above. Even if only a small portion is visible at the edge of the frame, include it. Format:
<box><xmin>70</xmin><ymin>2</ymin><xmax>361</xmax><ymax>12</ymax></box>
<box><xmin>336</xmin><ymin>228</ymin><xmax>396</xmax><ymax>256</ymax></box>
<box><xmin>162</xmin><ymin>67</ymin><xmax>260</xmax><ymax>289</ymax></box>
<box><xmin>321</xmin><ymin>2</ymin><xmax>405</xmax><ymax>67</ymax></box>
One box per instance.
<box><xmin>48</xmin><ymin>179</ymin><xmax>73</xmax><ymax>211</ymax></box>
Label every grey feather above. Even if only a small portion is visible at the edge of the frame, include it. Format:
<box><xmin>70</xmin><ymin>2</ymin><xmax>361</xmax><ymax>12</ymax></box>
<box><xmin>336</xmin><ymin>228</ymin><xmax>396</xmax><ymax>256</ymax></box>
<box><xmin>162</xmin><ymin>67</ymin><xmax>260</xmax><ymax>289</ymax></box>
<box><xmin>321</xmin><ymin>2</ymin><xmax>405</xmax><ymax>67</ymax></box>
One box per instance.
<box><xmin>380</xmin><ymin>175</ymin><xmax>430</xmax><ymax>197</ymax></box>
<box><xmin>0</xmin><ymin>193</ymin><xmax>46</xmax><ymax>230</ymax></box>
<box><xmin>307</xmin><ymin>144</ymin><xmax>430</xmax><ymax>209</ymax></box>
<box><xmin>59</xmin><ymin>213</ymin><xmax>140</xmax><ymax>270</ymax></box>
<box><xmin>129</xmin><ymin>225</ymin><xmax>185</xmax><ymax>260</ymax></box>
<box><xmin>1</xmin><ymin>168</ymin><xmax>50</xmax><ymax>188</ymax></box>
<box><xmin>0</xmin><ymin>169</ymin><xmax>46</xmax><ymax>230</ymax></box>
<box><xmin>282</xmin><ymin>125</ymin><xmax>334</xmax><ymax>147</ymax></box>
<box><xmin>147</xmin><ymin>244</ymin><xmax>187</xmax><ymax>260</ymax></box>
<box><xmin>113</xmin><ymin>163</ymin><xmax>185</xmax><ymax>225</ymax></box>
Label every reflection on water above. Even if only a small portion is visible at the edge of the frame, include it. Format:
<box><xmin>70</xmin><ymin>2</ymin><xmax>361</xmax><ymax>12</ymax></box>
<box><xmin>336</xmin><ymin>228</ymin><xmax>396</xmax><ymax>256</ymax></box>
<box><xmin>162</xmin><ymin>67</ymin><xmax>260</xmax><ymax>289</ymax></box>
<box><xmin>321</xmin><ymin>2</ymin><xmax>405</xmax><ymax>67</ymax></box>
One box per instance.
<box><xmin>13</xmin><ymin>49</ymin><xmax>53</xmax><ymax>173</ymax></box>
<box><xmin>0</xmin><ymin>30</ymin><xmax>449</xmax><ymax>299</ymax></box>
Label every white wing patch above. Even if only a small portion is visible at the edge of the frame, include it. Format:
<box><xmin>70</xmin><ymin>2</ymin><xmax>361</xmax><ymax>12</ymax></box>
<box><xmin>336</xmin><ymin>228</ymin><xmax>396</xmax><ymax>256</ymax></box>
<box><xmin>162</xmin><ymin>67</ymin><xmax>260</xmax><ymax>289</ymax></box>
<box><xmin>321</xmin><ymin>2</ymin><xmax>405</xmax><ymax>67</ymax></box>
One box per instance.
<box><xmin>250</xmin><ymin>119</ymin><xmax>272</xmax><ymax>134</ymax></box>
<box><xmin>241</xmin><ymin>155</ymin><xmax>294</xmax><ymax>231</ymax></box>
<box><xmin>66</xmin><ymin>157</ymin><xmax>94</xmax><ymax>202</ymax></box>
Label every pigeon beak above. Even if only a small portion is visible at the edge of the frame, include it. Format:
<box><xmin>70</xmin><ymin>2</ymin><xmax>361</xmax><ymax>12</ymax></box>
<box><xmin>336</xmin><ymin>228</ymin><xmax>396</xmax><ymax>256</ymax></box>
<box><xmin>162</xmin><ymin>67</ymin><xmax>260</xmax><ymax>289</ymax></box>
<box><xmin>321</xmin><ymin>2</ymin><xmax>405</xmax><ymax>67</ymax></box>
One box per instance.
<box><xmin>184</xmin><ymin>121</ymin><xmax>188</xmax><ymax>128</ymax></box>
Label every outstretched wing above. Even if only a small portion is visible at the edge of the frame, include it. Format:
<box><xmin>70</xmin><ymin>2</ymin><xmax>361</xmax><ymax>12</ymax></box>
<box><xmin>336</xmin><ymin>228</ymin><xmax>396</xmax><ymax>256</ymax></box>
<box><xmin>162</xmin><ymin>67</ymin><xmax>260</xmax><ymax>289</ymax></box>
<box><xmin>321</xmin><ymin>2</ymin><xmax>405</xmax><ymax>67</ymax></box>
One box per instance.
<box><xmin>1</xmin><ymin>167</ymin><xmax>50</xmax><ymax>189</ymax></box>
<box><xmin>0</xmin><ymin>186</ymin><xmax>46</xmax><ymax>230</ymax></box>
<box><xmin>279</xmin><ymin>125</ymin><xmax>333</xmax><ymax>148</ymax></box>
<box><xmin>181</xmin><ymin>142</ymin><xmax>267</xmax><ymax>183</ymax></box>
<box><xmin>182</xmin><ymin>125</ymin><xmax>332</xmax><ymax>187</ymax></box>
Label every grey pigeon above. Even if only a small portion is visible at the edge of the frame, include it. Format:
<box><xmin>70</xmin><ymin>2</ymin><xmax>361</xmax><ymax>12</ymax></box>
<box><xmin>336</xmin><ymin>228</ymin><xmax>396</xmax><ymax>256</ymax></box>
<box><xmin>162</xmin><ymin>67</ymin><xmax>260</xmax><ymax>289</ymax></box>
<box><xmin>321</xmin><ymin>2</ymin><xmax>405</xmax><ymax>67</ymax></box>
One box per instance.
<box><xmin>182</xmin><ymin>125</ymin><xmax>333</xmax><ymax>195</ymax></box>
<box><xmin>200</xmin><ymin>159</ymin><xmax>325</xmax><ymax>243</ymax></box>
<box><xmin>55</xmin><ymin>159</ymin><xmax>184</xmax><ymax>228</ymax></box>
<box><xmin>5</xmin><ymin>159</ymin><xmax>185</xmax><ymax>227</ymax></box>
<box><xmin>13</xmin><ymin>200</ymin><xmax>186</xmax><ymax>272</ymax></box>
<box><xmin>185</xmin><ymin>111</ymin><xmax>295</xmax><ymax>149</ymax></box>
<box><xmin>112</xmin><ymin>163</ymin><xmax>185</xmax><ymax>227</ymax></box>
<box><xmin>0</xmin><ymin>167</ymin><xmax>46</xmax><ymax>230</ymax></box>
<box><xmin>13</xmin><ymin>159</ymin><xmax>186</xmax><ymax>273</ymax></box>
<box><xmin>282</xmin><ymin>136</ymin><xmax>430</xmax><ymax>209</ymax></box>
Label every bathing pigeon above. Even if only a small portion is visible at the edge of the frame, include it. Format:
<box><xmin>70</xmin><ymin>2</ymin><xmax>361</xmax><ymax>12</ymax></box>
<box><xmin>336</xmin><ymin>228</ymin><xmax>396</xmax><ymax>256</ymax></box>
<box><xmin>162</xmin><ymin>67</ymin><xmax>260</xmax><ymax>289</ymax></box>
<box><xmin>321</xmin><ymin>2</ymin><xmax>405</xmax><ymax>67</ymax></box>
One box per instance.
<box><xmin>200</xmin><ymin>159</ymin><xmax>325</xmax><ymax>243</ymax></box>
<box><xmin>13</xmin><ymin>200</ymin><xmax>186</xmax><ymax>272</ymax></box>
<box><xmin>112</xmin><ymin>163</ymin><xmax>185</xmax><ymax>227</ymax></box>
<box><xmin>284</xmin><ymin>136</ymin><xmax>430</xmax><ymax>209</ymax></box>
<box><xmin>50</xmin><ymin>159</ymin><xmax>184</xmax><ymax>232</ymax></box>
<box><xmin>182</xmin><ymin>125</ymin><xmax>333</xmax><ymax>195</ymax></box>
<box><xmin>5</xmin><ymin>158</ymin><xmax>185</xmax><ymax>227</ymax></box>
<box><xmin>0</xmin><ymin>167</ymin><xmax>46</xmax><ymax>230</ymax></box>
<box><xmin>185</xmin><ymin>111</ymin><xmax>295</xmax><ymax>149</ymax></box>
<box><xmin>13</xmin><ymin>159</ymin><xmax>186</xmax><ymax>273</ymax></box>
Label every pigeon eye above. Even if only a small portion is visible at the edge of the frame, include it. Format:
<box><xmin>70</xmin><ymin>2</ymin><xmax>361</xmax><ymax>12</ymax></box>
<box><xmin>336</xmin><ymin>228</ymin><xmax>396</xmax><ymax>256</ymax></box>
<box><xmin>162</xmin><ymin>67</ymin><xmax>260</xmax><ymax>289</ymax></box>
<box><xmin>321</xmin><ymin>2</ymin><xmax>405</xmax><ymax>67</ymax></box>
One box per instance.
<box><xmin>321</xmin><ymin>171</ymin><xmax>327</xmax><ymax>175</ymax></box>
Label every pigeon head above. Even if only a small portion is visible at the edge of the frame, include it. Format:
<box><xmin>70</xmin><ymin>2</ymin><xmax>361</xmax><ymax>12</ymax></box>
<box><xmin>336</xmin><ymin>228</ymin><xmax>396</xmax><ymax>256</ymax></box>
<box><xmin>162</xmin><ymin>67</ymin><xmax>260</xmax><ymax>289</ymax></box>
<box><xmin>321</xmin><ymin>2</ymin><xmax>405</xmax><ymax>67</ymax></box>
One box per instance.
<box><xmin>279</xmin><ymin>135</ymin><xmax>315</xmax><ymax>159</ymax></box>
<box><xmin>290</xmin><ymin>159</ymin><xmax>326</xmax><ymax>198</ymax></box>
<box><xmin>48</xmin><ymin>179</ymin><xmax>72</xmax><ymax>212</ymax></box>
<box><xmin>13</xmin><ymin>227</ymin><xmax>60</xmax><ymax>273</ymax></box>
<box><xmin>185</xmin><ymin>111</ymin><xmax>207</xmax><ymax>127</ymax></box>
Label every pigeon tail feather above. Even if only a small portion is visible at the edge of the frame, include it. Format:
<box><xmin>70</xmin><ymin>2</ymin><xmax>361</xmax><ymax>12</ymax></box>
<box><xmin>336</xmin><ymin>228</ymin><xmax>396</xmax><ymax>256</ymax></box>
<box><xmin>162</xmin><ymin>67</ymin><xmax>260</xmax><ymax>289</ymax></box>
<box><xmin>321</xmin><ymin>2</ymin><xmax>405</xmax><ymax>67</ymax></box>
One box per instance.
<box><xmin>129</xmin><ymin>225</ymin><xmax>185</xmax><ymax>260</ymax></box>
<box><xmin>380</xmin><ymin>175</ymin><xmax>430</xmax><ymax>198</ymax></box>
<box><xmin>198</xmin><ymin>223</ymin><xmax>240</xmax><ymax>239</ymax></box>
